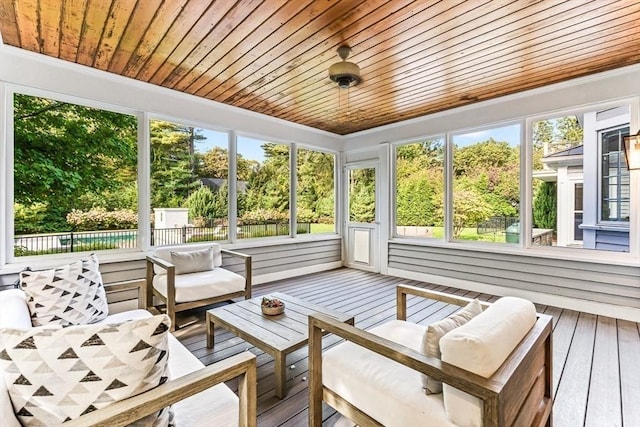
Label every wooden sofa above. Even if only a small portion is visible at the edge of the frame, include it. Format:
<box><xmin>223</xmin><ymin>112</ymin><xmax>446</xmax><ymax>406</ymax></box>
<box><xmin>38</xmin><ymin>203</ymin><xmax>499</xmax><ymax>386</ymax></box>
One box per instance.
<box><xmin>309</xmin><ymin>284</ymin><xmax>553</xmax><ymax>427</ymax></box>
<box><xmin>0</xmin><ymin>281</ymin><xmax>257</xmax><ymax>427</ymax></box>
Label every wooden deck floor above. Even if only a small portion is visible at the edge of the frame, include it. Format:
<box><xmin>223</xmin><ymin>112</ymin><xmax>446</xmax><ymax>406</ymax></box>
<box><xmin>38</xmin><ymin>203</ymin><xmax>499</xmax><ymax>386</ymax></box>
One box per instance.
<box><xmin>172</xmin><ymin>268</ymin><xmax>640</xmax><ymax>427</ymax></box>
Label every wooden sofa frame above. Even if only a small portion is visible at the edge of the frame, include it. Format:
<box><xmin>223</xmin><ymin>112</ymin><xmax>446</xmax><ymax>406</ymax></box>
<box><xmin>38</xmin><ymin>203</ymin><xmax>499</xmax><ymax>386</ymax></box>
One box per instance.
<box><xmin>3</xmin><ymin>279</ymin><xmax>257</xmax><ymax>427</ymax></box>
<box><xmin>309</xmin><ymin>284</ymin><xmax>553</xmax><ymax>427</ymax></box>
<box><xmin>146</xmin><ymin>248</ymin><xmax>252</xmax><ymax>329</ymax></box>
<box><xmin>64</xmin><ymin>351</ymin><xmax>257</xmax><ymax>427</ymax></box>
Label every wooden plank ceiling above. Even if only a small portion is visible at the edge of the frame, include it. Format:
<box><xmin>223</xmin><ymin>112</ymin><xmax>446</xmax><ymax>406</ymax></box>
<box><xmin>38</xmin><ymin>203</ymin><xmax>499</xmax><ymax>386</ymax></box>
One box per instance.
<box><xmin>1</xmin><ymin>0</ymin><xmax>639</xmax><ymax>135</ymax></box>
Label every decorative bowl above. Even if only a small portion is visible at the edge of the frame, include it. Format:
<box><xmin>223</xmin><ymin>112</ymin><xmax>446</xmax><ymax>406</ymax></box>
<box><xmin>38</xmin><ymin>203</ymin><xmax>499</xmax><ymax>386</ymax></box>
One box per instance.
<box><xmin>261</xmin><ymin>297</ymin><xmax>285</xmax><ymax>316</ymax></box>
<box><xmin>261</xmin><ymin>304</ymin><xmax>285</xmax><ymax>316</ymax></box>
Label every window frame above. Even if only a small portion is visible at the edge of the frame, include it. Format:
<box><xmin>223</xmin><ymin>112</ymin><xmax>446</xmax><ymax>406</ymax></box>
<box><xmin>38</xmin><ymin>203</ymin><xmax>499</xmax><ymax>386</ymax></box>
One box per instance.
<box><xmin>598</xmin><ymin>125</ymin><xmax>630</xmax><ymax>224</ymax></box>
<box><xmin>5</xmin><ymin>85</ymin><xmax>143</xmax><ymax>264</ymax></box>
<box><xmin>1</xmin><ymin>87</ymin><xmax>340</xmax><ymax>268</ymax></box>
<box><xmin>391</xmin><ymin>135</ymin><xmax>446</xmax><ymax>240</ymax></box>
<box><xmin>448</xmin><ymin>121</ymin><xmax>523</xmax><ymax>246</ymax></box>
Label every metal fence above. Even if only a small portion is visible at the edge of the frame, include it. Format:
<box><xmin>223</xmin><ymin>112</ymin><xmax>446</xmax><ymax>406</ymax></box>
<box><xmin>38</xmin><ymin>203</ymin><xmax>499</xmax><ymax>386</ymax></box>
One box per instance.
<box><xmin>14</xmin><ymin>230</ymin><xmax>137</xmax><ymax>256</ymax></box>
<box><xmin>477</xmin><ymin>216</ymin><xmax>518</xmax><ymax>235</ymax></box>
<box><xmin>14</xmin><ymin>223</ymin><xmax>313</xmax><ymax>256</ymax></box>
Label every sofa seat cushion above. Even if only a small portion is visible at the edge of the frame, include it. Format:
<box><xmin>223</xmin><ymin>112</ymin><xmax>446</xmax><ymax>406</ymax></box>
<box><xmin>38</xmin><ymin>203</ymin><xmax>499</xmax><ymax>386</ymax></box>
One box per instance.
<box><xmin>440</xmin><ymin>296</ymin><xmax>537</xmax><ymax>427</ymax></box>
<box><xmin>0</xmin><ymin>314</ymin><xmax>172</xmax><ymax>426</ymax></box>
<box><xmin>153</xmin><ymin>268</ymin><xmax>245</xmax><ymax>304</ymax></box>
<box><xmin>104</xmin><ymin>308</ymin><xmax>241</xmax><ymax>426</ymax></box>
<box><xmin>323</xmin><ymin>320</ymin><xmax>455</xmax><ymax>427</ymax></box>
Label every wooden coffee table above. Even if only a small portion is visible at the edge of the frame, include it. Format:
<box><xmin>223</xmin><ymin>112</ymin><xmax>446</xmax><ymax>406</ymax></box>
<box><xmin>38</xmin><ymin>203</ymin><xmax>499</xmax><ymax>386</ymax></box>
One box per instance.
<box><xmin>206</xmin><ymin>292</ymin><xmax>354</xmax><ymax>399</ymax></box>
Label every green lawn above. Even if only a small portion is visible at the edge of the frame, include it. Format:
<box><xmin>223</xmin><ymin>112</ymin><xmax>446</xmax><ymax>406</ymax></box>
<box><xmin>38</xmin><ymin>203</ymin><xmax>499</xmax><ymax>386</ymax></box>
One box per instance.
<box><xmin>420</xmin><ymin>227</ymin><xmax>506</xmax><ymax>243</ymax></box>
<box><xmin>310</xmin><ymin>223</ymin><xmax>336</xmax><ymax>233</ymax></box>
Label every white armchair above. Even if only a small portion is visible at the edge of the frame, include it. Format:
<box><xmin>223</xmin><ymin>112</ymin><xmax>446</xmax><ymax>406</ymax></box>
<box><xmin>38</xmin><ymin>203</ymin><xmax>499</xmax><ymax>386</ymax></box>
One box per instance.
<box><xmin>309</xmin><ymin>285</ymin><xmax>553</xmax><ymax>427</ymax></box>
<box><xmin>146</xmin><ymin>243</ymin><xmax>252</xmax><ymax>330</ymax></box>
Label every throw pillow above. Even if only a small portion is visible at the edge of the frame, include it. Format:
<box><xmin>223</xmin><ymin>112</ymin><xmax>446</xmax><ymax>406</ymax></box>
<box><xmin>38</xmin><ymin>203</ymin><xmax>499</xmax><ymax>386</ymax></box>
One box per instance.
<box><xmin>170</xmin><ymin>246</ymin><xmax>215</xmax><ymax>275</ymax></box>
<box><xmin>421</xmin><ymin>299</ymin><xmax>483</xmax><ymax>394</ymax></box>
<box><xmin>20</xmin><ymin>254</ymin><xmax>109</xmax><ymax>327</ymax></box>
<box><xmin>0</xmin><ymin>314</ymin><xmax>172</xmax><ymax>426</ymax></box>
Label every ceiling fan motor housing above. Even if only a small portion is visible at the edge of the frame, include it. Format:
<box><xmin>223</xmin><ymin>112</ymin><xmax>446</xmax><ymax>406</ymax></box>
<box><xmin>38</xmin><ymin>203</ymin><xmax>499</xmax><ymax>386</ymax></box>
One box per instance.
<box><xmin>329</xmin><ymin>46</ymin><xmax>361</xmax><ymax>88</ymax></box>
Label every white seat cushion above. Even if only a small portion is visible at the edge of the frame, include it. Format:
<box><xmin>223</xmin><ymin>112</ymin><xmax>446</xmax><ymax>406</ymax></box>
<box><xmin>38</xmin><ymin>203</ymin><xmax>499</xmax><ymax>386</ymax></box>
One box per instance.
<box><xmin>323</xmin><ymin>320</ymin><xmax>456</xmax><ymax>427</ymax></box>
<box><xmin>153</xmin><ymin>268</ymin><xmax>245</xmax><ymax>303</ymax></box>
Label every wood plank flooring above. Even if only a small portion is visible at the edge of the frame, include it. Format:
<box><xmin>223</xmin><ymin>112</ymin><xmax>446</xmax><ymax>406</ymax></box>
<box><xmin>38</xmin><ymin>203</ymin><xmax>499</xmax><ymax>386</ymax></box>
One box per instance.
<box><xmin>172</xmin><ymin>268</ymin><xmax>640</xmax><ymax>427</ymax></box>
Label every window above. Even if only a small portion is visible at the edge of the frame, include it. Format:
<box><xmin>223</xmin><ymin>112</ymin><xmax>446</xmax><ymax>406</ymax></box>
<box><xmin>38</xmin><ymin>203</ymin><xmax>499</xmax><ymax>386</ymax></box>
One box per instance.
<box><xmin>13</xmin><ymin>93</ymin><xmax>138</xmax><ymax>257</ymax></box>
<box><xmin>600</xmin><ymin>126</ymin><xmax>630</xmax><ymax>222</ymax></box>
<box><xmin>150</xmin><ymin>119</ymin><xmax>228</xmax><ymax>246</ymax></box>
<box><xmin>237</xmin><ymin>136</ymin><xmax>290</xmax><ymax>239</ymax></box>
<box><xmin>394</xmin><ymin>139</ymin><xmax>444</xmax><ymax>238</ymax></box>
<box><xmin>531</xmin><ymin>105</ymin><xmax>631</xmax><ymax>252</ymax></box>
<box><xmin>297</xmin><ymin>148</ymin><xmax>336</xmax><ymax>234</ymax></box>
<box><xmin>452</xmin><ymin>124</ymin><xmax>521</xmax><ymax>243</ymax></box>
<box><xmin>348</xmin><ymin>167</ymin><xmax>376</xmax><ymax>223</ymax></box>
<box><xmin>531</xmin><ymin>114</ymin><xmax>584</xmax><ymax>248</ymax></box>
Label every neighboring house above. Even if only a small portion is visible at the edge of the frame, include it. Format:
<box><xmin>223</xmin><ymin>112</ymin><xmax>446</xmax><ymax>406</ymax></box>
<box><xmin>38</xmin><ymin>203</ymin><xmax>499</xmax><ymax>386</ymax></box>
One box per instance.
<box><xmin>200</xmin><ymin>178</ymin><xmax>248</xmax><ymax>193</ymax></box>
<box><xmin>533</xmin><ymin>106</ymin><xmax>630</xmax><ymax>252</ymax></box>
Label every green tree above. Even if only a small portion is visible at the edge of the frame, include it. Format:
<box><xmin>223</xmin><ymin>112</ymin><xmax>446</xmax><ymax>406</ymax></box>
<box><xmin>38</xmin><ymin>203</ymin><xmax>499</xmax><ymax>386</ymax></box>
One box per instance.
<box><xmin>186</xmin><ymin>186</ymin><xmax>217</xmax><ymax>221</ymax></box>
<box><xmin>150</xmin><ymin>120</ymin><xmax>203</xmax><ymax>208</ymax></box>
<box><xmin>395</xmin><ymin>140</ymin><xmax>445</xmax><ymax>227</ymax></box>
<box><xmin>297</xmin><ymin>149</ymin><xmax>335</xmax><ymax>220</ymax></box>
<box><xmin>13</xmin><ymin>94</ymin><xmax>137</xmax><ymax>231</ymax></box>
<box><xmin>454</xmin><ymin>139</ymin><xmax>516</xmax><ymax>175</ymax></box>
<box><xmin>451</xmin><ymin>188</ymin><xmax>493</xmax><ymax>238</ymax></box>
<box><xmin>532</xmin><ymin>120</ymin><xmax>554</xmax><ymax>170</ymax></box>
<box><xmin>196</xmin><ymin>146</ymin><xmax>254</xmax><ymax>181</ymax></box>
<box><xmin>244</xmin><ymin>143</ymin><xmax>290</xmax><ymax>212</ymax></box>
<box><xmin>556</xmin><ymin>116</ymin><xmax>583</xmax><ymax>146</ymax></box>
<box><xmin>533</xmin><ymin>182</ymin><xmax>557</xmax><ymax>230</ymax></box>
<box><xmin>348</xmin><ymin>168</ymin><xmax>375</xmax><ymax>223</ymax></box>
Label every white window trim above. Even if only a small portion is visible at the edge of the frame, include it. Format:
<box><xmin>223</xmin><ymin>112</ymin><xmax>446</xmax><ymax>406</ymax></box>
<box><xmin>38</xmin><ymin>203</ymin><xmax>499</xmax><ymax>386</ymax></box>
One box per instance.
<box><xmin>1</xmin><ymin>86</ymin><xmax>340</xmax><ymax>268</ymax></box>
<box><xmin>597</xmin><ymin>125</ymin><xmax>630</xmax><ymax>225</ymax></box>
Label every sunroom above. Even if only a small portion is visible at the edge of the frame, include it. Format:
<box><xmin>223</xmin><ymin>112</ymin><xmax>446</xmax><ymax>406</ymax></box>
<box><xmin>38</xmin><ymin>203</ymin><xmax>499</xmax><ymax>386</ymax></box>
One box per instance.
<box><xmin>0</xmin><ymin>1</ymin><xmax>639</xmax><ymax>426</ymax></box>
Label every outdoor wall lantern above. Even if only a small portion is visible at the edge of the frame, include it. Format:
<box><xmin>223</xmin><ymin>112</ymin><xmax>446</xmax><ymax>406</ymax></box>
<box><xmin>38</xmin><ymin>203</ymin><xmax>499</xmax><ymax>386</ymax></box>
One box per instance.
<box><xmin>624</xmin><ymin>130</ymin><xmax>640</xmax><ymax>170</ymax></box>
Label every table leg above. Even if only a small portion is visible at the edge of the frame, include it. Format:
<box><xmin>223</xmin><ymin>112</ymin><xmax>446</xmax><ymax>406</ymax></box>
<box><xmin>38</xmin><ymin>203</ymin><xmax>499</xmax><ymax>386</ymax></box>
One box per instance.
<box><xmin>274</xmin><ymin>351</ymin><xmax>286</xmax><ymax>399</ymax></box>
<box><xmin>206</xmin><ymin>313</ymin><xmax>214</xmax><ymax>349</ymax></box>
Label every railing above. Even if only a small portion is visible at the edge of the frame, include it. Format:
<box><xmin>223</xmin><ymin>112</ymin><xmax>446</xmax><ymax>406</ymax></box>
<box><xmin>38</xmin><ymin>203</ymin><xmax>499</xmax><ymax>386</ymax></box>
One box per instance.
<box><xmin>477</xmin><ymin>216</ymin><xmax>518</xmax><ymax>235</ymax></box>
<box><xmin>14</xmin><ymin>223</ymin><xmax>313</xmax><ymax>256</ymax></box>
<box><xmin>14</xmin><ymin>230</ymin><xmax>137</xmax><ymax>256</ymax></box>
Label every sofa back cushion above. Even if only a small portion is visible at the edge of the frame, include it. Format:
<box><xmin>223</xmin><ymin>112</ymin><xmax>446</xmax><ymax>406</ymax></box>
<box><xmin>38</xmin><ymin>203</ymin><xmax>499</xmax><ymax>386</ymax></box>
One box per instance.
<box><xmin>170</xmin><ymin>247</ymin><xmax>215</xmax><ymax>275</ymax></box>
<box><xmin>153</xmin><ymin>244</ymin><xmax>222</xmax><ymax>274</ymax></box>
<box><xmin>19</xmin><ymin>254</ymin><xmax>108</xmax><ymax>327</ymax></box>
<box><xmin>439</xmin><ymin>297</ymin><xmax>536</xmax><ymax>427</ymax></box>
<box><xmin>0</xmin><ymin>314</ymin><xmax>172</xmax><ymax>426</ymax></box>
<box><xmin>421</xmin><ymin>299</ymin><xmax>483</xmax><ymax>394</ymax></box>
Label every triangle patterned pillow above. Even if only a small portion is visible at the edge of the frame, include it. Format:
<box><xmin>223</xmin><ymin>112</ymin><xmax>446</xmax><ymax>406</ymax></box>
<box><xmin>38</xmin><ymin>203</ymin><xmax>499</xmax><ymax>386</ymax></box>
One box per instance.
<box><xmin>0</xmin><ymin>314</ymin><xmax>172</xmax><ymax>426</ymax></box>
<box><xmin>20</xmin><ymin>254</ymin><xmax>109</xmax><ymax>326</ymax></box>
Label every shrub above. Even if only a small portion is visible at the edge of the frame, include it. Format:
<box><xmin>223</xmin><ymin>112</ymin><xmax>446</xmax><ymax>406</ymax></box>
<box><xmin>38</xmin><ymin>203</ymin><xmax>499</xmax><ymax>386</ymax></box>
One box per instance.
<box><xmin>186</xmin><ymin>186</ymin><xmax>217</xmax><ymax>221</ymax></box>
<box><xmin>14</xmin><ymin>202</ymin><xmax>49</xmax><ymax>234</ymax></box>
<box><xmin>533</xmin><ymin>182</ymin><xmax>557</xmax><ymax>230</ymax></box>
<box><xmin>240</xmin><ymin>208</ymin><xmax>288</xmax><ymax>225</ymax></box>
<box><xmin>296</xmin><ymin>207</ymin><xmax>318</xmax><ymax>223</ymax></box>
<box><xmin>66</xmin><ymin>207</ymin><xmax>137</xmax><ymax>231</ymax></box>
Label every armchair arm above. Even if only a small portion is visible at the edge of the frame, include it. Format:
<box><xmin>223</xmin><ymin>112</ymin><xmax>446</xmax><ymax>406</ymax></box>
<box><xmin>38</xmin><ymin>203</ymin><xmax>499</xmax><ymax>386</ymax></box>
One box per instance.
<box><xmin>396</xmin><ymin>284</ymin><xmax>491</xmax><ymax>320</ymax></box>
<box><xmin>64</xmin><ymin>352</ymin><xmax>257</xmax><ymax>427</ymax></box>
<box><xmin>222</xmin><ymin>249</ymin><xmax>252</xmax><ymax>297</ymax></box>
<box><xmin>146</xmin><ymin>255</ymin><xmax>175</xmax><ymax>272</ymax></box>
<box><xmin>145</xmin><ymin>256</ymin><xmax>176</xmax><ymax>311</ymax></box>
<box><xmin>105</xmin><ymin>279</ymin><xmax>147</xmax><ymax>309</ymax></box>
<box><xmin>309</xmin><ymin>312</ymin><xmax>498</xmax><ymax>397</ymax></box>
